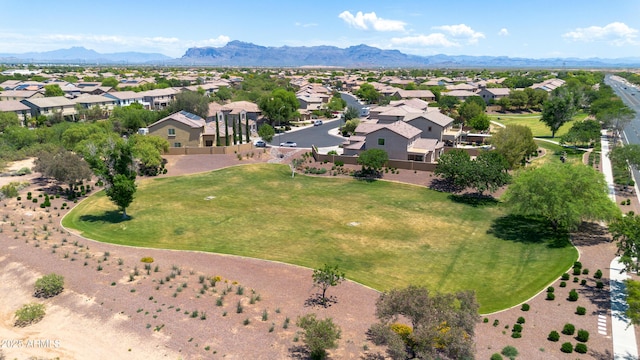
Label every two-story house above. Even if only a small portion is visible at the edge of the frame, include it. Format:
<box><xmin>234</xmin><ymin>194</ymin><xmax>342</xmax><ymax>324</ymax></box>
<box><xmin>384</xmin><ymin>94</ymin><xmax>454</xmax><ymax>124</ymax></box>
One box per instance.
<box><xmin>20</xmin><ymin>96</ymin><xmax>77</xmax><ymax>120</ymax></box>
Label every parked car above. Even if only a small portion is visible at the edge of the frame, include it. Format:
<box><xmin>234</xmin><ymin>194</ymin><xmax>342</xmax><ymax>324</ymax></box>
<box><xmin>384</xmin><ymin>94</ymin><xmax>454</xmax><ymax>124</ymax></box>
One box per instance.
<box><xmin>254</xmin><ymin>140</ymin><xmax>266</xmax><ymax>147</ymax></box>
<box><xmin>280</xmin><ymin>141</ymin><xmax>297</xmax><ymax>147</ymax></box>
<box><xmin>313</xmin><ymin>120</ymin><xmax>323</xmax><ymax>126</ymax></box>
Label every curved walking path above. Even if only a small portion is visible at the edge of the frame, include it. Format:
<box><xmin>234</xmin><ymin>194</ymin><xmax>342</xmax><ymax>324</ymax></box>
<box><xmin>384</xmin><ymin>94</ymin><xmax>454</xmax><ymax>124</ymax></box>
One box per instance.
<box><xmin>601</xmin><ymin>129</ymin><xmax>639</xmax><ymax>359</ymax></box>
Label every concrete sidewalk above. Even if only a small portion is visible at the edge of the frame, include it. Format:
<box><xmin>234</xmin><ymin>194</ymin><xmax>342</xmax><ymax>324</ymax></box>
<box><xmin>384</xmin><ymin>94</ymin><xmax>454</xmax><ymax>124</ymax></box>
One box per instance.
<box><xmin>601</xmin><ymin>129</ymin><xmax>639</xmax><ymax>360</ymax></box>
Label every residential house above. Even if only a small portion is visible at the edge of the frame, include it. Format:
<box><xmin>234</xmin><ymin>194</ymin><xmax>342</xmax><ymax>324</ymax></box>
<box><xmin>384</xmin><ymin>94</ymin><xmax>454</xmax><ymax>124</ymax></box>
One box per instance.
<box><xmin>148</xmin><ymin>110</ymin><xmax>222</xmax><ymax>148</ymax></box>
<box><xmin>390</xmin><ymin>89</ymin><xmax>436</xmax><ymax>101</ymax></box>
<box><xmin>404</xmin><ymin>111</ymin><xmax>461</xmax><ymax>146</ymax></box>
<box><xmin>530</xmin><ymin>78</ymin><xmax>566</xmax><ymax>92</ymax></box>
<box><xmin>443</xmin><ymin>89</ymin><xmax>478</xmax><ymax>101</ymax></box>
<box><xmin>388</xmin><ymin>98</ymin><xmax>430</xmax><ymax>111</ymax></box>
<box><xmin>21</xmin><ymin>96</ymin><xmax>77</xmax><ymax>119</ymax></box>
<box><xmin>140</xmin><ymin>88</ymin><xmax>178</xmax><ymax>110</ymax></box>
<box><xmin>477</xmin><ymin>87</ymin><xmax>511</xmax><ymax>104</ymax></box>
<box><xmin>0</xmin><ymin>80</ymin><xmax>23</xmax><ymax>90</ymax></box>
<box><xmin>207</xmin><ymin>101</ymin><xmax>260</xmax><ymax>136</ymax></box>
<box><xmin>103</xmin><ymin>91</ymin><xmax>150</xmax><ymax>108</ymax></box>
<box><xmin>72</xmin><ymin>95</ymin><xmax>117</xmax><ymax>114</ymax></box>
<box><xmin>0</xmin><ymin>100</ymin><xmax>31</xmax><ymax>126</ymax></box>
<box><xmin>0</xmin><ymin>90</ymin><xmax>44</xmax><ymax>101</ymax></box>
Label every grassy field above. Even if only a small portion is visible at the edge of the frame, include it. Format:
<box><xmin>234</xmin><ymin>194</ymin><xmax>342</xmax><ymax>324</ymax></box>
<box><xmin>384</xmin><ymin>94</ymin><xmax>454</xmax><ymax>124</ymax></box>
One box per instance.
<box><xmin>63</xmin><ymin>164</ymin><xmax>577</xmax><ymax>313</ymax></box>
<box><xmin>489</xmin><ymin>112</ymin><xmax>588</xmax><ymax>138</ymax></box>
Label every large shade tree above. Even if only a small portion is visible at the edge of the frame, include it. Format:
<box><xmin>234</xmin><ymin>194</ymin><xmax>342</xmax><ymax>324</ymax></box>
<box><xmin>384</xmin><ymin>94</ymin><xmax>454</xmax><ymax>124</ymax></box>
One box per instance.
<box><xmin>258</xmin><ymin>88</ymin><xmax>299</xmax><ymax>125</ymax></box>
<box><xmin>490</xmin><ymin>124</ymin><xmax>538</xmax><ymax>169</ymax></box>
<box><xmin>502</xmin><ymin>163</ymin><xmax>620</xmax><ymax>231</ymax></box>
<box><xmin>540</xmin><ymin>90</ymin><xmax>576</xmax><ymax>138</ymax></box>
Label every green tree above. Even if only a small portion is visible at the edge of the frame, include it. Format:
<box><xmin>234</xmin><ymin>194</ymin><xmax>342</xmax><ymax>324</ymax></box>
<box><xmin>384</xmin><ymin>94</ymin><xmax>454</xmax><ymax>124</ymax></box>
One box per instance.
<box><xmin>468</xmin><ymin>113</ymin><xmax>490</xmax><ymax>131</ymax></box>
<box><xmin>496</xmin><ymin>97</ymin><xmax>512</xmax><ymax>112</ymax></box>
<box><xmin>215</xmin><ymin>86</ymin><xmax>232</xmax><ymax>101</ymax></box>
<box><xmin>0</xmin><ymin>112</ymin><xmax>21</xmax><ymax>131</ymax></box>
<box><xmin>370</xmin><ymin>285</ymin><xmax>479</xmax><ymax>360</ymax></box>
<box><xmin>502</xmin><ymin>163</ymin><xmax>620</xmax><ymax>231</ymax></box>
<box><xmin>435</xmin><ymin>149</ymin><xmax>472</xmax><ymax>191</ymax></box>
<box><xmin>296</xmin><ymin>314</ymin><xmax>341</xmax><ymax>360</ymax></box>
<box><xmin>312</xmin><ymin>264</ymin><xmax>345</xmax><ymax>307</ymax></box>
<box><xmin>343</xmin><ymin>106</ymin><xmax>360</xmax><ymax>122</ymax></box>
<box><xmin>327</xmin><ymin>95</ymin><xmax>346</xmax><ymax>112</ymax></box>
<box><xmin>258</xmin><ymin>123</ymin><xmax>275</xmax><ymax>143</ymax></box>
<box><xmin>357</xmin><ymin>149</ymin><xmax>388</xmax><ymax>178</ymax></box>
<box><xmin>34</xmin><ymin>273</ymin><xmax>64</xmax><ymax>298</ymax></box>
<box><xmin>624</xmin><ymin>279</ymin><xmax>640</xmax><ymax>327</ymax></box>
<box><xmin>82</xmin><ymin>138</ymin><xmax>137</xmax><ymax>218</ymax></box>
<box><xmin>541</xmin><ymin>92</ymin><xmax>576</xmax><ymax>138</ymax></box>
<box><xmin>101</xmin><ymin>77</ymin><xmax>119</xmax><ymax>88</ymax></box>
<box><xmin>33</xmin><ymin>148</ymin><xmax>93</xmax><ymax>190</ymax></box>
<box><xmin>508</xmin><ymin>90</ymin><xmax>529</xmax><ymax>110</ymax></box>
<box><xmin>341</xmin><ymin>118</ymin><xmax>360</xmax><ymax>136</ymax></box>
<box><xmin>258</xmin><ymin>88</ymin><xmax>299</xmax><ymax>125</ymax></box>
<box><xmin>469</xmin><ymin>151</ymin><xmax>511</xmax><ymax>195</ymax></box>
<box><xmin>129</xmin><ymin>134</ymin><xmax>169</xmax><ymax>175</ymax></box>
<box><xmin>610</xmin><ymin>213</ymin><xmax>640</xmax><ymax>274</ymax></box>
<box><xmin>438</xmin><ymin>95</ymin><xmax>459</xmax><ymax>111</ymax></box>
<box><xmin>458</xmin><ymin>101</ymin><xmax>484</xmax><ymax>124</ymax></box>
<box><xmin>44</xmin><ymin>84</ymin><xmax>64</xmax><ymax>97</ymax></box>
<box><xmin>609</xmin><ymin>144</ymin><xmax>640</xmax><ymax>168</ymax></box>
<box><xmin>355</xmin><ymin>83</ymin><xmax>380</xmax><ymax>104</ymax></box>
<box><xmin>491</xmin><ymin>124</ymin><xmax>538</xmax><ymax>169</ymax></box>
<box><xmin>14</xmin><ymin>303</ymin><xmax>46</xmax><ymax>327</ymax></box>
<box><xmin>560</xmin><ymin>120</ymin><xmax>601</xmax><ymax>147</ymax></box>
<box><xmin>110</xmin><ymin>103</ymin><xmax>160</xmax><ymax>135</ymax></box>
<box><xmin>167</xmin><ymin>91</ymin><xmax>210</xmax><ymax>119</ymax></box>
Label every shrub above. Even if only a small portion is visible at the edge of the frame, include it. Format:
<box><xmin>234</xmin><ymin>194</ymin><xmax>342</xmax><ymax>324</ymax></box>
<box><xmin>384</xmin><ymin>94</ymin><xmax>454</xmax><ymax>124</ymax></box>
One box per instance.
<box><xmin>493</xmin><ymin>319</ymin><xmax>499</xmax><ymax>327</ymax></box>
<box><xmin>521</xmin><ymin>303</ymin><xmax>530</xmax><ymax>311</ymax></box>
<box><xmin>594</xmin><ymin>269</ymin><xmax>603</xmax><ymax>279</ymax></box>
<box><xmin>547</xmin><ymin>286</ymin><xmax>554</xmax><ymax>293</ymax></box>
<box><xmin>559</xmin><ymin>281</ymin><xmax>567</xmax><ymax>288</ymax></box>
<box><xmin>561</xmin><ymin>273</ymin><xmax>570</xmax><ymax>280</ymax></box>
<box><xmin>516</xmin><ymin>316</ymin><xmax>525</xmax><ymax>324</ymax></box>
<box><xmin>568</xmin><ymin>289</ymin><xmax>579</xmax><ymax>301</ymax></box>
<box><xmin>573</xmin><ymin>261</ymin><xmax>582</xmax><ymax>269</ymax></box>
<box><xmin>576</xmin><ymin>329</ymin><xmax>589</xmax><ymax>342</ymax></box>
<box><xmin>561</xmin><ymin>342</ymin><xmax>573</xmax><ymax>353</ymax></box>
<box><xmin>14</xmin><ymin>303</ymin><xmax>46</xmax><ymax>327</ymax></box>
<box><xmin>483</xmin><ymin>317</ymin><xmax>489</xmax><ymax>323</ymax></box>
<box><xmin>511</xmin><ymin>331</ymin><xmax>521</xmax><ymax>338</ymax></box>
<box><xmin>512</xmin><ymin>324</ymin><xmax>523</xmax><ymax>332</ymax></box>
<box><xmin>546</xmin><ymin>292</ymin><xmax>555</xmax><ymax>300</ymax></box>
<box><xmin>582</xmin><ymin>268</ymin><xmax>589</xmax><ymax>275</ymax></box>
<box><xmin>390</xmin><ymin>323</ymin><xmax>413</xmax><ymax>345</ymax></box>
<box><xmin>562</xmin><ymin>323</ymin><xmax>575</xmax><ymax>335</ymax></box>
<box><xmin>501</xmin><ymin>345</ymin><xmax>518</xmax><ymax>359</ymax></box>
<box><xmin>580</xmin><ymin>279</ymin><xmax>587</xmax><ymax>286</ymax></box>
<box><xmin>548</xmin><ymin>330</ymin><xmax>560</xmax><ymax>342</ymax></box>
<box><xmin>575</xmin><ymin>343</ymin><xmax>588</xmax><ymax>353</ymax></box>
<box><xmin>140</xmin><ymin>257</ymin><xmax>154</xmax><ymax>263</ymax></box>
<box><xmin>573</xmin><ymin>267</ymin><xmax>582</xmax><ymax>275</ymax></box>
<box><xmin>34</xmin><ymin>273</ymin><xmax>64</xmax><ymax>298</ymax></box>
<box><xmin>573</xmin><ymin>277</ymin><xmax>579</xmax><ymax>283</ymax></box>
<box><xmin>490</xmin><ymin>354</ymin><xmax>504</xmax><ymax>360</ymax></box>
<box><xmin>576</xmin><ymin>306</ymin><xmax>586</xmax><ymax>315</ymax></box>
<box><xmin>596</xmin><ymin>281</ymin><xmax>604</xmax><ymax>289</ymax></box>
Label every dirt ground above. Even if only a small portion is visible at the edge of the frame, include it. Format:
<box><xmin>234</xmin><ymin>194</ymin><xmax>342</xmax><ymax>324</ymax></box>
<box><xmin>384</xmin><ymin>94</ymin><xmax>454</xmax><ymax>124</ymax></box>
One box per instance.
<box><xmin>0</xmin><ymin>148</ymin><xmax>632</xmax><ymax>359</ymax></box>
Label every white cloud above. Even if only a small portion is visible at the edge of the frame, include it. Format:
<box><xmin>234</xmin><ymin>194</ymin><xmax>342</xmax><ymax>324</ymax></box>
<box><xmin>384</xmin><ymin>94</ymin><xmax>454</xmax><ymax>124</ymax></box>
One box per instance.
<box><xmin>563</xmin><ymin>22</ymin><xmax>638</xmax><ymax>45</ymax></box>
<box><xmin>189</xmin><ymin>35</ymin><xmax>230</xmax><ymax>47</ymax></box>
<box><xmin>391</xmin><ymin>33</ymin><xmax>459</xmax><ymax>47</ymax></box>
<box><xmin>338</xmin><ymin>11</ymin><xmax>406</xmax><ymax>32</ymax></box>
<box><xmin>498</xmin><ymin>28</ymin><xmax>509</xmax><ymax>36</ymax></box>
<box><xmin>432</xmin><ymin>24</ymin><xmax>485</xmax><ymax>44</ymax></box>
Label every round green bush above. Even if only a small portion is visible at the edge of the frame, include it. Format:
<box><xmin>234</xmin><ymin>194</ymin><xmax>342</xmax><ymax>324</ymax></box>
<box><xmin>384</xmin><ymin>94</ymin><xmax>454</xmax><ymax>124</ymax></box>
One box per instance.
<box><xmin>34</xmin><ymin>273</ymin><xmax>64</xmax><ymax>298</ymax></box>
<box><xmin>548</xmin><ymin>330</ymin><xmax>560</xmax><ymax>342</ymax></box>
<box><xmin>576</xmin><ymin>329</ymin><xmax>589</xmax><ymax>342</ymax></box>
<box><xmin>516</xmin><ymin>317</ymin><xmax>525</xmax><ymax>324</ymax></box>
<box><xmin>573</xmin><ymin>267</ymin><xmax>582</xmax><ymax>275</ymax></box>
<box><xmin>490</xmin><ymin>353</ymin><xmax>504</xmax><ymax>360</ymax></box>
<box><xmin>594</xmin><ymin>269</ymin><xmax>603</xmax><ymax>279</ymax></box>
<box><xmin>14</xmin><ymin>302</ymin><xmax>46</xmax><ymax>327</ymax></box>
<box><xmin>501</xmin><ymin>345</ymin><xmax>518</xmax><ymax>358</ymax></box>
<box><xmin>580</xmin><ymin>279</ymin><xmax>587</xmax><ymax>286</ymax></box>
<box><xmin>483</xmin><ymin>317</ymin><xmax>489</xmax><ymax>323</ymax></box>
<box><xmin>561</xmin><ymin>273</ymin><xmax>570</xmax><ymax>280</ymax></box>
<box><xmin>575</xmin><ymin>343</ymin><xmax>588</xmax><ymax>354</ymax></box>
<box><xmin>576</xmin><ymin>306</ymin><xmax>586</xmax><ymax>315</ymax></box>
<box><xmin>596</xmin><ymin>281</ymin><xmax>604</xmax><ymax>289</ymax></box>
<box><xmin>511</xmin><ymin>331</ymin><xmax>522</xmax><ymax>339</ymax></box>
<box><xmin>568</xmin><ymin>289</ymin><xmax>579</xmax><ymax>301</ymax></box>
<box><xmin>547</xmin><ymin>286</ymin><xmax>555</xmax><ymax>293</ymax></box>
<box><xmin>512</xmin><ymin>324</ymin><xmax>523</xmax><ymax>332</ymax></box>
<box><xmin>562</xmin><ymin>323</ymin><xmax>575</xmax><ymax>335</ymax></box>
<box><xmin>561</xmin><ymin>342</ymin><xmax>573</xmax><ymax>353</ymax></box>
<box><xmin>559</xmin><ymin>281</ymin><xmax>567</xmax><ymax>288</ymax></box>
<box><xmin>493</xmin><ymin>319</ymin><xmax>499</xmax><ymax>327</ymax></box>
<box><xmin>582</xmin><ymin>268</ymin><xmax>589</xmax><ymax>275</ymax></box>
<box><xmin>546</xmin><ymin>292</ymin><xmax>555</xmax><ymax>300</ymax></box>
<box><xmin>573</xmin><ymin>261</ymin><xmax>582</xmax><ymax>269</ymax></box>
<box><xmin>573</xmin><ymin>277</ymin><xmax>579</xmax><ymax>283</ymax></box>
<box><xmin>521</xmin><ymin>303</ymin><xmax>530</xmax><ymax>311</ymax></box>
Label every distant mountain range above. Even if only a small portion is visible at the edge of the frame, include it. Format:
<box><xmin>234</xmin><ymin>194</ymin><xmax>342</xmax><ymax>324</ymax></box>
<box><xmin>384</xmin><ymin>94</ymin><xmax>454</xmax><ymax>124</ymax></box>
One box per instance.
<box><xmin>1</xmin><ymin>41</ymin><xmax>640</xmax><ymax>68</ymax></box>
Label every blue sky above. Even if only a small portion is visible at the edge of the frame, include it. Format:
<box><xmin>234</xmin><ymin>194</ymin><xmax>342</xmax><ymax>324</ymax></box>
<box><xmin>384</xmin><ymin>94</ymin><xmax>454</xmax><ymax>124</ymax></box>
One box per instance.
<box><xmin>1</xmin><ymin>0</ymin><xmax>639</xmax><ymax>59</ymax></box>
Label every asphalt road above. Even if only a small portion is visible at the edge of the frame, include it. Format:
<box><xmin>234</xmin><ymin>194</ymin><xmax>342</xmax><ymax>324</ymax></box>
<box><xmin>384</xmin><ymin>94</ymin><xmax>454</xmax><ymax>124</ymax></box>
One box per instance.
<box><xmin>268</xmin><ymin>118</ymin><xmax>345</xmax><ymax>148</ymax></box>
<box><xmin>605</xmin><ymin>74</ymin><xmax>640</xmax><ymax>185</ymax></box>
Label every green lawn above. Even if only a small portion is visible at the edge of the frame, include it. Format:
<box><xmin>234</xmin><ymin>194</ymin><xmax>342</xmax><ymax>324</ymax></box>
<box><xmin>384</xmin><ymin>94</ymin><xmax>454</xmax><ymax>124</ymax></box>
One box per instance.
<box><xmin>63</xmin><ymin>164</ymin><xmax>577</xmax><ymax>313</ymax></box>
<box><xmin>489</xmin><ymin>112</ymin><xmax>588</xmax><ymax>138</ymax></box>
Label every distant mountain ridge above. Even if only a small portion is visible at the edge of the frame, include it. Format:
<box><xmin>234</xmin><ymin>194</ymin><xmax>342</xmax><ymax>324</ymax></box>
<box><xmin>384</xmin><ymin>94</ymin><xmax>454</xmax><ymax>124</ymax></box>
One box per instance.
<box><xmin>1</xmin><ymin>41</ymin><xmax>640</xmax><ymax>68</ymax></box>
<box><xmin>0</xmin><ymin>46</ymin><xmax>171</xmax><ymax>64</ymax></box>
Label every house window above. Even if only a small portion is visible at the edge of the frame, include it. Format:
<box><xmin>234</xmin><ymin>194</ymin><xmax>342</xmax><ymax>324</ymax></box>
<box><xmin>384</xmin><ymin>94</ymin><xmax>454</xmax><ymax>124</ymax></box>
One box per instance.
<box><xmin>168</xmin><ymin>128</ymin><xmax>175</xmax><ymax>136</ymax></box>
<box><xmin>377</xmin><ymin>138</ymin><xmax>385</xmax><ymax>146</ymax></box>
<box><xmin>205</xmin><ymin>140</ymin><xmax>213</xmax><ymax>147</ymax></box>
<box><xmin>173</xmin><ymin>142</ymin><xmax>182</xmax><ymax>148</ymax></box>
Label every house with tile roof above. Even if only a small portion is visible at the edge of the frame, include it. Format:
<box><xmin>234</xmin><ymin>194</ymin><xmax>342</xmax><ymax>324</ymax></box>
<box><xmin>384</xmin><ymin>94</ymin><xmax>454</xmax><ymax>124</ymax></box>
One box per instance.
<box><xmin>0</xmin><ymin>100</ymin><xmax>31</xmax><ymax>126</ymax></box>
<box><xmin>20</xmin><ymin>96</ymin><xmax>77</xmax><ymax>119</ymax></box>
<box><xmin>148</xmin><ymin>110</ymin><xmax>231</xmax><ymax>148</ymax></box>
<box><xmin>0</xmin><ymin>90</ymin><xmax>44</xmax><ymax>101</ymax></box>
<box><xmin>477</xmin><ymin>87</ymin><xmax>511</xmax><ymax>104</ymax></box>
<box><xmin>103</xmin><ymin>91</ymin><xmax>150</xmax><ymax>108</ymax></box>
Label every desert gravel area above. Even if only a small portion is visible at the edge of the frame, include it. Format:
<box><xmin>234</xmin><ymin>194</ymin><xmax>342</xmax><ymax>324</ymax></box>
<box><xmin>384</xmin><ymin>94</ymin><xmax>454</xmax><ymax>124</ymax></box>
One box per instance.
<box><xmin>0</xmin><ymin>150</ymin><xmax>634</xmax><ymax>359</ymax></box>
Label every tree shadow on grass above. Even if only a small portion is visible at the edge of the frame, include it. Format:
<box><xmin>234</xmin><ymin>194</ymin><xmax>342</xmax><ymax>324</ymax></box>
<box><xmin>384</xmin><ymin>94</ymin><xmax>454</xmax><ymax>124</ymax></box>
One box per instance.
<box><xmin>79</xmin><ymin>210</ymin><xmax>132</xmax><ymax>224</ymax></box>
<box><xmin>487</xmin><ymin>214</ymin><xmax>571</xmax><ymax>248</ymax></box>
<box><xmin>448</xmin><ymin>194</ymin><xmax>499</xmax><ymax>208</ymax></box>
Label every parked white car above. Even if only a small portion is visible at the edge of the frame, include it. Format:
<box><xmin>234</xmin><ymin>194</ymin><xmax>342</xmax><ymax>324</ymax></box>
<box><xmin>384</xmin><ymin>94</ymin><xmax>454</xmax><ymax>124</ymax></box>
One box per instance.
<box><xmin>279</xmin><ymin>141</ymin><xmax>297</xmax><ymax>147</ymax></box>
